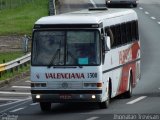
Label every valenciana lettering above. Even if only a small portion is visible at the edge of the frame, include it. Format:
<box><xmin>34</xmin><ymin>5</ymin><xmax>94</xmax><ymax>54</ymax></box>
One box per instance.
<box><xmin>45</xmin><ymin>73</ymin><xmax>85</xmax><ymax>79</ymax></box>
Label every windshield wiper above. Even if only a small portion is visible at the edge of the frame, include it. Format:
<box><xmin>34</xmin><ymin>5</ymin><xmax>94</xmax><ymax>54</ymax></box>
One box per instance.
<box><xmin>48</xmin><ymin>49</ymin><xmax>60</xmax><ymax>68</ymax></box>
<box><xmin>67</xmin><ymin>50</ymin><xmax>76</xmax><ymax>61</ymax></box>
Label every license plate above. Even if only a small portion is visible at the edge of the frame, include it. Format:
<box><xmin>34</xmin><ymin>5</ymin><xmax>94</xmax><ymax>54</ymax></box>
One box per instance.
<box><xmin>59</xmin><ymin>94</ymin><xmax>72</xmax><ymax>99</ymax></box>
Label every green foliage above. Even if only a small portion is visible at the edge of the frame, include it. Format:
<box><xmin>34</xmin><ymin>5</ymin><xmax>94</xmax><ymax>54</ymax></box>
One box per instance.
<box><xmin>0</xmin><ymin>0</ymin><xmax>33</xmax><ymax>9</ymax></box>
<box><xmin>0</xmin><ymin>52</ymin><xmax>30</xmax><ymax>81</ymax></box>
<box><xmin>0</xmin><ymin>0</ymin><xmax>48</xmax><ymax>35</ymax></box>
<box><xmin>0</xmin><ymin>51</ymin><xmax>24</xmax><ymax>64</ymax></box>
<box><xmin>0</xmin><ymin>63</ymin><xmax>30</xmax><ymax>81</ymax></box>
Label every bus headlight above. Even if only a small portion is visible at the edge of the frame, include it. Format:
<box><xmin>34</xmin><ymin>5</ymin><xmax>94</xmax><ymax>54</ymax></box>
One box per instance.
<box><xmin>36</xmin><ymin>95</ymin><xmax>41</xmax><ymax>99</ymax></box>
<box><xmin>107</xmin><ymin>1</ymin><xmax>111</xmax><ymax>3</ymax></box>
<box><xmin>92</xmin><ymin>95</ymin><xmax>96</xmax><ymax>99</ymax></box>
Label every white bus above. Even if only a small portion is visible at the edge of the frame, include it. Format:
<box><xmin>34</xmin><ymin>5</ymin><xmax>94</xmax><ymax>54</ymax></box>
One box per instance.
<box><xmin>31</xmin><ymin>8</ymin><xmax>140</xmax><ymax>111</ymax></box>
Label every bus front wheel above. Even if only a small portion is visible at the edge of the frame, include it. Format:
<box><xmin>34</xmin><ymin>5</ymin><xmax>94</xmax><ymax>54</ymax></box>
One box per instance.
<box><xmin>40</xmin><ymin>102</ymin><xmax>51</xmax><ymax>112</ymax></box>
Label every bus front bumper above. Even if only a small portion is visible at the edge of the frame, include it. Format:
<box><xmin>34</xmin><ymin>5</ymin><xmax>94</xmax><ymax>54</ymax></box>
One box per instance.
<box><xmin>31</xmin><ymin>90</ymin><xmax>102</xmax><ymax>103</ymax></box>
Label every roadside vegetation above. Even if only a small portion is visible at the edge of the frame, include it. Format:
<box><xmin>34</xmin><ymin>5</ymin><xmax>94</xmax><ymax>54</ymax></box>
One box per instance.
<box><xmin>0</xmin><ymin>0</ymin><xmax>49</xmax><ymax>81</ymax></box>
<box><xmin>0</xmin><ymin>0</ymin><xmax>48</xmax><ymax>35</ymax></box>
<box><xmin>0</xmin><ymin>51</ymin><xmax>30</xmax><ymax>81</ymax></box>
<box><xmin>0</xmin><ymin>64</ymin><xmax>30</xmax><ymax>81</ymax></box>
<box><xmin>0</xmin><ymin>51</ymin><xmax>24</xmax><ymax>64</ymax></box>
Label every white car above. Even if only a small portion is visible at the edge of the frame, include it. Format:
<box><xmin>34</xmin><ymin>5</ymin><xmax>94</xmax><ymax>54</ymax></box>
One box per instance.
<box><xmin>106</xmin><ymin>0</ymin><xmax>138</xmax><ymax>7</ymax></box>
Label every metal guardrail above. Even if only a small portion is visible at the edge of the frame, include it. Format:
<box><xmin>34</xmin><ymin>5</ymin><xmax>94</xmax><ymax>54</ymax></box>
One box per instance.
<box><xmin>0</xmin><ymin>53</ymin><xmax>31</xmax><ymax>77</ymax></box>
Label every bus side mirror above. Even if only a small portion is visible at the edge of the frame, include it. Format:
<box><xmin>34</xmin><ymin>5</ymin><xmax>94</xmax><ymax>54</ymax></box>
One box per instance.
<box><xmin>102</xmin><ymin>36</ymin><xmax>111</xmax><ymax>64</ymax></box>
<box><xmin>104</xmin><ymin>36</ymin><xmax>111</xmax><ymax>51</ymax></box>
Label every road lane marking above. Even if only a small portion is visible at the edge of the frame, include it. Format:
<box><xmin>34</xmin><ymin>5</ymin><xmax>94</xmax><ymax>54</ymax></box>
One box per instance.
<box><xmin>158</xmin><ymin>22</ymin><xmax>160</xmax><ymax>25</ymax></box>
<box><xmin>0</xmin><ymin>98</ymin><xmax>31</xmax><ymax>113</ymax></box>
<box><xmin>12</xmin><ymin>86</ymin><xmax>31</xmax><ymax>89</ymax></box>
<box><xmin>127</xmin><ymin>96</ymin><xmax>147</xmax><ymax>104</ymax></box>
<box><xmin>86</xmin><ymin>117</ymin><xmax>99</xmax><ymax>120</ymax></box>
<box><xmin>0</xmin><ymin>97</ymin><xmax>31</xmax><ymax>107</ymax></box>
<box><xmin>25</xmin><ymin>80</ymin><xmax>31</xmax><ymax>83</ymax></box>
<box><xmin>145</xmin><ymin>11</ymin><xmax>149</xmax><ymax>15</ymax></box>
<box><xmin>158</xmin><ymin>88</ymin><xmax>160</xmax><ymax>90</ymax></box>
<box><xmin>90</xmin><ymin>0</ymin><xmax>97</xmax><ymax>8</ymax></box>
<box><xmin>30</xmin><ymin>103</ymin><xmax>38</xmax><ymax>106</ymax></box>
<box><xmin>10</xmin><ymin>107</ymin><xmax>25</xmax><ymax>113</ymax></box>
<box><xmin>139</xmin><ymin>7</ymin><xmax>143</xmax><ymax>10</ymax></box>
<box><xmin>151</xmin><ymin>17</ymin><xmax>156</xmax><ymax>20</ymax></box>
<box><xmin>0</xmin><ymin>91</ymin><xmax>31</xmax><ymax>95</ymax></box>
<box><xmin>0</xmin><ymin>98</ymin><xmax>22</xmax><ymax>101</ymax></box>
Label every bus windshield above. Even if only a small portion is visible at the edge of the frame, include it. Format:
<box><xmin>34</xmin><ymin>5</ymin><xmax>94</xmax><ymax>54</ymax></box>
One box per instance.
<box><xmin>32</xmin><ymin>30</ymin><xmax>100</xmax><ymax>66</ymax></box>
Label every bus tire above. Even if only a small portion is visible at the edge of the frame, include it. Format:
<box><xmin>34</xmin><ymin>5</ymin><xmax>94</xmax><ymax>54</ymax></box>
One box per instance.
<box><xmin>40</xmin><ymin>102</ymin><xmax>51</xmax><ymax>112</ymax></box>
<box><xmin>99</xmin><ymin>85</ymin><xmax>110</xmax><ymax>109</ymax></box>
<box><xmin>124</xmin><ymin>74</ymin><xmax>133</xmax><ymax>98</ymax></box>
<box><xmin>133</xmin><ymin>4</ymin><xmax>137</xmax><ymax>8</ymax></box>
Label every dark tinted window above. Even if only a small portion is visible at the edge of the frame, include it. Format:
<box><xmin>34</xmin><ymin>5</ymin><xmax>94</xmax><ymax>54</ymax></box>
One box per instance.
<box><xmin>105</xmin><ymin>20</ymin><xmax>139</xmax><ymax>49</ymax></box>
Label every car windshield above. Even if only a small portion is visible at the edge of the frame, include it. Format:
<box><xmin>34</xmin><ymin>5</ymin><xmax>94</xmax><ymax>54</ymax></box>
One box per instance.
<box><xmin>32</xmin><ymin>30</ymin><xmax>100</xmax><ymax>66</ymax></box>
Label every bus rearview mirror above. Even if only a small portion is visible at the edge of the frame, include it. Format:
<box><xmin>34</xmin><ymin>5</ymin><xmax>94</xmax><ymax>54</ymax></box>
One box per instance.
<box><xmin>104</xmin><ymin>36</ymin><xmax>111</xmax><ymax>51</ymax></box>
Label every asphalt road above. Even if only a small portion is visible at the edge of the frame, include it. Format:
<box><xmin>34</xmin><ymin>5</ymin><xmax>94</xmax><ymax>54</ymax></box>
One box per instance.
<box><xmin>0</xmin><ymin>0</ymin><xmax>160</xmax><ymax>120</ymax></box>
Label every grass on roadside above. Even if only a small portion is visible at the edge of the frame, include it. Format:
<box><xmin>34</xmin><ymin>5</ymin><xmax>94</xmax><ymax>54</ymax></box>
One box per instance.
<box><xmin>0</xmin><ymin>51</ymin><xmax>30</xmax><ymax>81</ymax></box>
<box><xmin>0</xmin><ymin>0</ymin><xmax>48</xmax><ymax>80</ymax></box>
<box><xmin>0</xmin><ymin>0</ymin><xmax>48</xmax><ymax>35</ymax></box>
<box><xmin>0</xmin><ymin>63</ymin><xmax>30</xmax><ymax>81</ymax></box>
<box><xmin>0</xmin><ymin>51</ymin><xmax>24</xmax><ymax>64</ymax></box>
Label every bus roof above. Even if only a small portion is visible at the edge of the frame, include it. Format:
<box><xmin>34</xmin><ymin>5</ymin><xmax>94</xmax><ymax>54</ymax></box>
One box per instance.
<box><xmin>35</xmin><ymin>8</ymin><xmax>137</xmax><ymax>25</ymax></box>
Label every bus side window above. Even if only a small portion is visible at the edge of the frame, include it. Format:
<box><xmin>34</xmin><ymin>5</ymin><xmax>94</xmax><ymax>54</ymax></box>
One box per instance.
<box><xmin>121</xmin><ymin>23</ymin><xmax>127</xmax><ymax>44</ymax></box>
<box><xmin>126</xmin><ymin>22</ymin><xmax>132</xmax><ymax>43</ymax></box>
<box><xmin>116</xmin><ymin>25</ymin><xmax>122</xmax><ymax>46</ymax></box>
<box><xmin>131</xmin><ymin>21</ymin><xmax>138</xmax><ymax>41</ymax></box>
<box><xmin>136</xmin><ymin>21</ymin><xmax>139</xmax><ymax>40</ymax></box>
